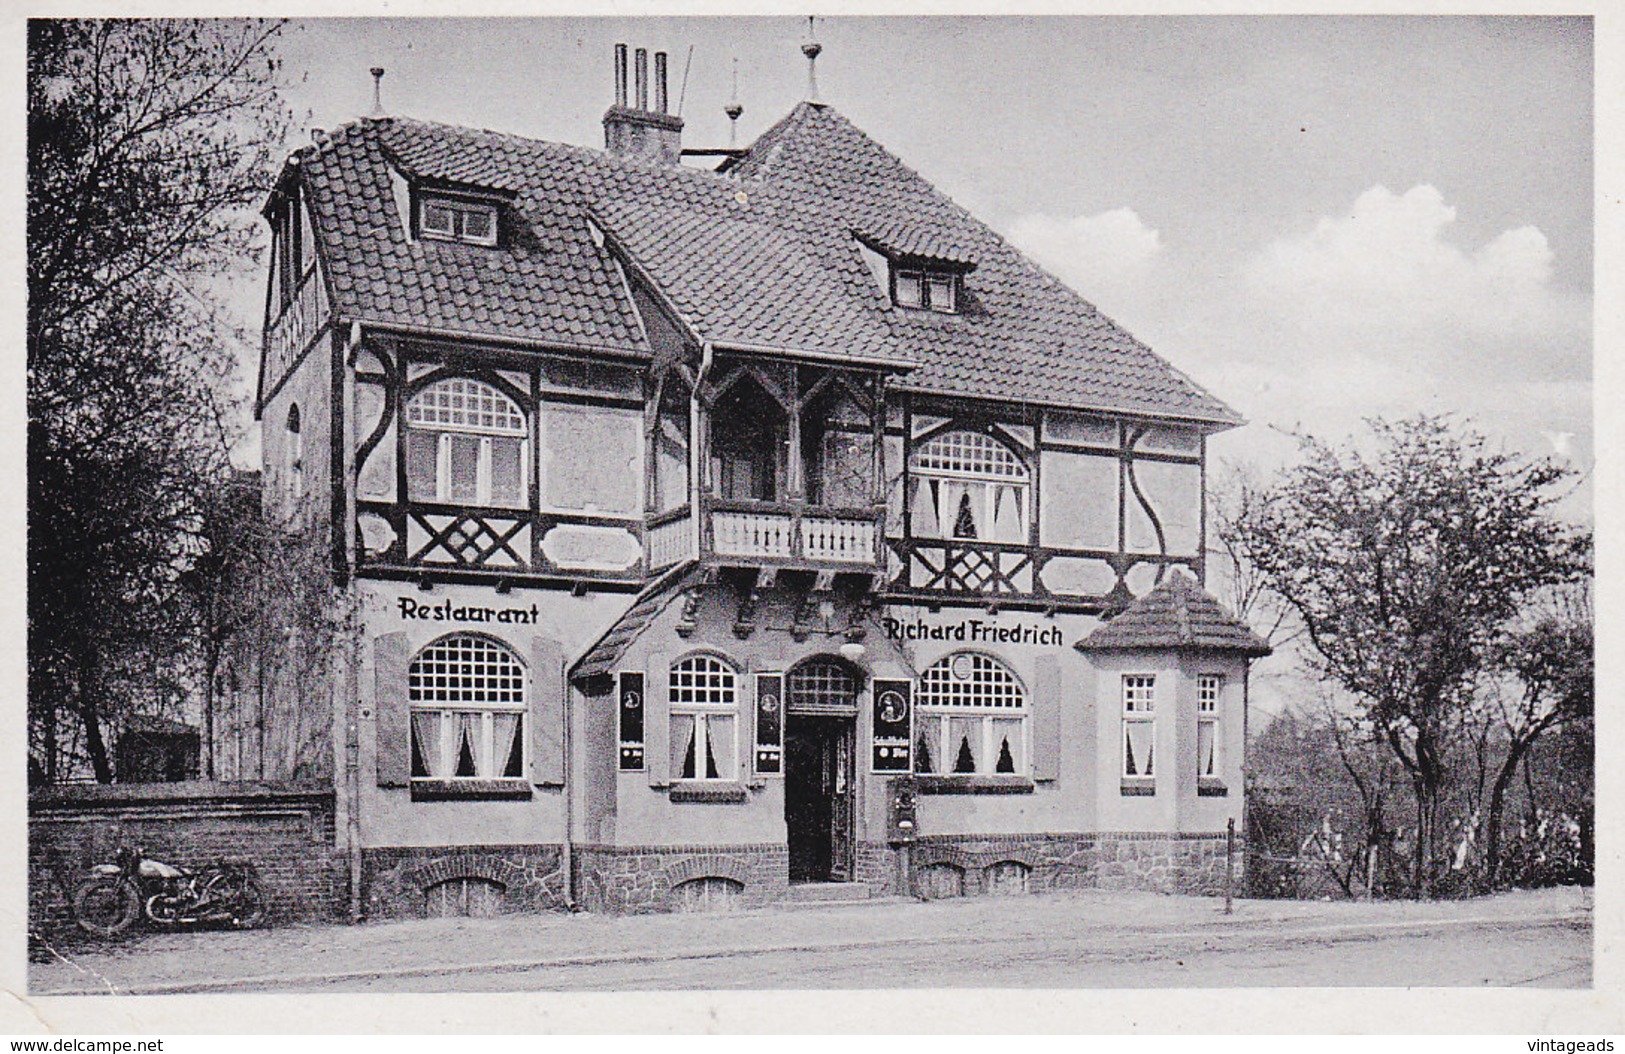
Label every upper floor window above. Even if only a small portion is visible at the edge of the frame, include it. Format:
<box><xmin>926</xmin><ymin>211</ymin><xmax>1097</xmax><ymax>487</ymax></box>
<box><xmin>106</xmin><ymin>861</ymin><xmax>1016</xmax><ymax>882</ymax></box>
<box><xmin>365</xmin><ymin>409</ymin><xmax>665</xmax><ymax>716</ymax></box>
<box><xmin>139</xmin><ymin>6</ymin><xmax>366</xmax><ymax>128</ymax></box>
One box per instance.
<box><xmin>893</xmin><ymin>268</ymin><xmax>957</xmax><ymax>313</ymax></box>
<box><xmin>909</xmin><ymin>430</ymin><xmax>1029</xmax><ymax>544</ymax></box>
<box><xmin>914</xmin><ymin>652</ymin><xmax>1027</xmax><ymax>776</ymax></box>
<box><xmin>1197</xmin><ymin>673</ymin><xmax>1222</xmax><ymax>778</ymax></box>
<box><xmin>409</xmin><ymin>634</ymin><xmax>526</xmax><ymax>780</ymax></box>
<box><xmin>670</xmin><ymin>654</ymin><xmax>739</xmax><ymax>781</ymax></box>
<box><xmin>417</xmin><ymin>195</ymin><xmax>498</xmax><ymax>247</ymax></box>
<box><xmin>405</xmin><ymin>378</ymin><xmax>527</xmax><ymax>508</ymax></box>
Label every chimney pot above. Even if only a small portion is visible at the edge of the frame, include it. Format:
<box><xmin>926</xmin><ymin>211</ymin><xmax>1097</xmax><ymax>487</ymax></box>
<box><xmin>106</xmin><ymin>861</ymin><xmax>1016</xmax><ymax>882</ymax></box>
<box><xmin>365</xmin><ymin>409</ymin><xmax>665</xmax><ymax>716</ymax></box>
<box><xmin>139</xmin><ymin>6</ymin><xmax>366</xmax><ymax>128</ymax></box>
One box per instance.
<box><xmin>604</xmin><ymin>43</ymin><xmax>684</xmax><ymax>165</ymax></box>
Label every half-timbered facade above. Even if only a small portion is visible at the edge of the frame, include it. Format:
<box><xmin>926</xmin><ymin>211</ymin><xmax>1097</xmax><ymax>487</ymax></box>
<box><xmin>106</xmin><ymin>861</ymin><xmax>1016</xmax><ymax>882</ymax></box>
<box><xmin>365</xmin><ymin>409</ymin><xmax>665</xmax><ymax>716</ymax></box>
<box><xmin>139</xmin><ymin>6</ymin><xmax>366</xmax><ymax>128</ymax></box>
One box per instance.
<box><xmin>254</xmin><ymin>45</ymin><xmax>1269</xmax><ymax>917</ymax></box>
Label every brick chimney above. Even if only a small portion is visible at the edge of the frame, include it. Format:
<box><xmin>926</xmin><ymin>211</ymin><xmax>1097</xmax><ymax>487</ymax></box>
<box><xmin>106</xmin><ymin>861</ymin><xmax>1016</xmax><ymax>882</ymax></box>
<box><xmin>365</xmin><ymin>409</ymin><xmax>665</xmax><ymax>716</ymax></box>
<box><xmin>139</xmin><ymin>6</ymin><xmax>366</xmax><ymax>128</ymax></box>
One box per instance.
<box><xmin>603</xmin><ymin>44</ymin><xmax>684</xmax><ymax>165</ymax></box>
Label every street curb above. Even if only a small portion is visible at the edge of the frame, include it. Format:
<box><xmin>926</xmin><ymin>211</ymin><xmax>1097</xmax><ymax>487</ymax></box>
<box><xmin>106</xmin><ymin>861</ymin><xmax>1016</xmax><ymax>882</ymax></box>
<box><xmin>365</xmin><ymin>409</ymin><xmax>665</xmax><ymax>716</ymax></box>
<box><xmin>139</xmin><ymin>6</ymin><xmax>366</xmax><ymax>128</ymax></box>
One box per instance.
<box><xmin>30</xmin><ymin>909</ymin><xmax>1590</xmax><ymax>996</ymax></box>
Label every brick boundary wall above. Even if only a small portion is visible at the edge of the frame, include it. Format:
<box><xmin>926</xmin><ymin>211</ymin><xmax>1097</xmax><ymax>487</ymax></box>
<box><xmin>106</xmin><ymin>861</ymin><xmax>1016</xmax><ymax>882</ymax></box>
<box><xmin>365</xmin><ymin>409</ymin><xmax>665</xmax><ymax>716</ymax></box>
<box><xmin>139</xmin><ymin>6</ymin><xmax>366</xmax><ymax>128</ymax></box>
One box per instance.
<box><xmin>573</xmin><ymin>843</ymin><xmax>790</xmax><ymax>914</ymax></box>
<box><xmin>361</xmin><ymin>844</ymin><xmax>567</xmax><ymax>919</ymax></box>
<box><xmin>29</xmin><ymin>781</ymin><xmax>342</xmax><ymax>949</ymax></box>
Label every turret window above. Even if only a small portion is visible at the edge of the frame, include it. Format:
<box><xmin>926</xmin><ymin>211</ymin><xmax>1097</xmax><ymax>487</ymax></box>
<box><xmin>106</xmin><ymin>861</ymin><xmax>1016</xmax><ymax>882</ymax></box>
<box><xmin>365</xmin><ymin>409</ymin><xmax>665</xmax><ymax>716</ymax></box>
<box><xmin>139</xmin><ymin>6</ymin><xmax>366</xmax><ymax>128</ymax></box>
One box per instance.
<box><xmin>405</xmin><ymin>378</ymin><xmax>528</xmax><ymax>508</ymax></box>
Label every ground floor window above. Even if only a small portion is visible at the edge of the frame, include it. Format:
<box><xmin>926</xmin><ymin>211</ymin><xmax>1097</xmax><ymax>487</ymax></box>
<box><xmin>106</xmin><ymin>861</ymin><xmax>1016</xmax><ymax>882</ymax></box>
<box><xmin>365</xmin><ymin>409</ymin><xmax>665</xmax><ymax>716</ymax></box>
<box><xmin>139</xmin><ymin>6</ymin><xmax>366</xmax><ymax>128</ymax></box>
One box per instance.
<box><xmin>913</xmin><ymin>652</ymin><xmax>1027</xmax><ymax>776</ymax></box>
<box><xmin>1197</xmin><ymin>673</ymin><xmax>1221</xmax><ymax>777</ymax></box>
<box><xmin>1122</xmin><ymin>674</ymin><xmax>1156</xmax><ymax>778</ymax></box>
<box><xmin>408</xmin><ymin>634</ymin><xmax>526</xmax><ymax>779</ymax></box>
<box><xmin>670</xmin><ymin>654</ymin><xmax>739</xmax><ymax>781</ymax></box>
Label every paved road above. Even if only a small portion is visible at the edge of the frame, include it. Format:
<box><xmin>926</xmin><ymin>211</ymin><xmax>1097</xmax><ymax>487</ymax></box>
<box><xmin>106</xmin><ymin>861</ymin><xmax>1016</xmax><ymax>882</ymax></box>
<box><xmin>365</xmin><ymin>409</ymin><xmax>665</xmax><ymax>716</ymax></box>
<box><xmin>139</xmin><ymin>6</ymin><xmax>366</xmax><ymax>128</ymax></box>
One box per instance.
<box><xmin>30</xmin><ymin>887</ymin><xmax>1591</xmax><ymax>995</ymax></box>
<box><xmin>315</xmin><ymin>913</ymin><xmax>1589</xmax><ymax>992</ymax></box>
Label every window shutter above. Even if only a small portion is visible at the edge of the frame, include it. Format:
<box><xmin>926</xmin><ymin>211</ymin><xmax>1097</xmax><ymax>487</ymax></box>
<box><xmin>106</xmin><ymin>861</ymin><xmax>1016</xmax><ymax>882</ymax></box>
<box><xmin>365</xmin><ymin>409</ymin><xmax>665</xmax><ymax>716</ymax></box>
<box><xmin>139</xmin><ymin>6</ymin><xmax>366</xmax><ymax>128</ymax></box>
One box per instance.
<box><xmin>1032</xmin><ymin>655</ymin><xmax>1061</xmax><ymax>782</ymax></box>
<box><xmin>528</xmin><ymin>636</ymin><xmax>565</xmax><ymax>785</ymax></box>
<box><xmin>374</xmin><ymin>632</ymin><xmax>412</xmax><ymax>788</ymax></box>
<box><xmin>646</xmin><ymin>652</ymin><xmax>671</xmax><ymax>786</ymax></box>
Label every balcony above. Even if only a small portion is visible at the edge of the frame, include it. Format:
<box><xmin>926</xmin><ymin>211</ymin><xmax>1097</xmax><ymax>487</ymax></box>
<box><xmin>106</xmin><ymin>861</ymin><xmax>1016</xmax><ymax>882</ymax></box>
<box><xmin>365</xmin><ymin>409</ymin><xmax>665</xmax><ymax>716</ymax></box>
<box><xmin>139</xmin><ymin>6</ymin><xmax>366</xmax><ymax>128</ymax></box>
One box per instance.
<box><xmin>699</xmin><ymin>498</ymin><xmax>882</xmax><ymax>571</ymax></box>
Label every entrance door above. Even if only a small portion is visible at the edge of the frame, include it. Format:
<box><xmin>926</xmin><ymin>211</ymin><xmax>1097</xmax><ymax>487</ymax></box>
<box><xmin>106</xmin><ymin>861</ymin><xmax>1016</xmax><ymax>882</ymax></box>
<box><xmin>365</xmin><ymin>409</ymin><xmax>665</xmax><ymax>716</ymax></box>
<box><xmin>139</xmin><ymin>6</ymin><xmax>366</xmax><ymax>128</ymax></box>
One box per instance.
<box><xmin>785</xmin><ymin>716</ymin><xmax>856</xmax><ymax>882</ymax></box>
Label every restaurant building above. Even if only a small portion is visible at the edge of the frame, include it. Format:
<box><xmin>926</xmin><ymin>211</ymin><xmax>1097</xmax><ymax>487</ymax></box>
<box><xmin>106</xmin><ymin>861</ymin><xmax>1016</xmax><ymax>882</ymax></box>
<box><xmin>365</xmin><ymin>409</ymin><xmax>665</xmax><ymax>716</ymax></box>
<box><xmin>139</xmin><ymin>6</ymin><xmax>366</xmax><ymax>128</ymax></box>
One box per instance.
<box><xmin>253</xmin><ymin>43</ymin><xmax>1270</xmax><ymax>917</ymax></box>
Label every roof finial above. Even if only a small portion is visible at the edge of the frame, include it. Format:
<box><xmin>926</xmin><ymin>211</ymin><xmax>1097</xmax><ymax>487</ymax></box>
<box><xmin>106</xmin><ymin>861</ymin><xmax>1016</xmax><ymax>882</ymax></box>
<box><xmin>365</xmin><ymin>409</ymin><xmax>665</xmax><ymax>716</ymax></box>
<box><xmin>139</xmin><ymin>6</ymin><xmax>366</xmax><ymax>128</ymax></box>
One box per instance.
<box><xmin>801</xmin><ymin>16</ymin><xmax>822</xmax><ymax>103</ymax></box>
<box><xmin>368</xmin><ymin>67</ymin><xmax>386</xmax><ymax>118</ymax></box>
<box><xmin>725</xmin><ymin>57</ymin><xmax>744</xmax><ymax>146</ymax></box>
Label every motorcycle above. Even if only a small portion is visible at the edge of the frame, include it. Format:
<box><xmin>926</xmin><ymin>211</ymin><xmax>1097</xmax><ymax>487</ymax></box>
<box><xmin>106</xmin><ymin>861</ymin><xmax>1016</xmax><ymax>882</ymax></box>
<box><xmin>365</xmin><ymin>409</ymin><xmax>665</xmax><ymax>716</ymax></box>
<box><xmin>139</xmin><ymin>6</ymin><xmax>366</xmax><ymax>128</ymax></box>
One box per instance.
<box><xmin>72</xmin><ymin>846</ymin><xmax>268</xmax><ymax>937</ymax></box>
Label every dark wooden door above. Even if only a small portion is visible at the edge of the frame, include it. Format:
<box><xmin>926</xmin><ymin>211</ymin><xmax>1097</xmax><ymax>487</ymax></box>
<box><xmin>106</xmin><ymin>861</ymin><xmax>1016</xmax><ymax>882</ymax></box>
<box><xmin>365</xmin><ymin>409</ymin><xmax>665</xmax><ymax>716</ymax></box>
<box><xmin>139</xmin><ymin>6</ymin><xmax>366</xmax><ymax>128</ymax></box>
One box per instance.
<box><xmin>828</xmin><ymin>722</ymin><xmax>854</xmax><ymax>881</ymax></box>
<box><xmin>785</xmin><ymin>717</ymin><xmax>856</xmax><ymax>882</ymax></box>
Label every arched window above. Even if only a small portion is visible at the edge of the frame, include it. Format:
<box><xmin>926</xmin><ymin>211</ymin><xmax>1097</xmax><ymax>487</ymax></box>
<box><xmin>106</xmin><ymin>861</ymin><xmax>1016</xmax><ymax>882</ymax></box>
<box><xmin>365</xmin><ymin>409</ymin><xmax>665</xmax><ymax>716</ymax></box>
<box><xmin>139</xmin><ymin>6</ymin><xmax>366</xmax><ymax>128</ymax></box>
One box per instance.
<box><xmin>786</xmin><ymin>657</ymin><xmax>861</xmax><ymax>715</ymax></box>
<box><xmin>669</xmin><ymin>654</ymin><xmax>739</xmax><ymax>781</ymax></box>
<box><xmin>909</xmin><ymin>430</ymin><xmax>1029</xmax><ymax>544</ymax></box>
<box><xmin>284</xmin><ymin>404</ymin><xmax>304</xmax><ymax>507</ymax></box>
<box><xmin>405</xmin><ymin>378</ymin><xmax>527</xmax><ymax>508</ymax></box>
<box><xmin>914</xmin><ymin>652</ymin><xmax>1027</xmax><ymax>776</ymax></box>
<box><xmin>409</xmin><ymin>635</ymin><xmax>526</xmax><ymax>780</ymax></box>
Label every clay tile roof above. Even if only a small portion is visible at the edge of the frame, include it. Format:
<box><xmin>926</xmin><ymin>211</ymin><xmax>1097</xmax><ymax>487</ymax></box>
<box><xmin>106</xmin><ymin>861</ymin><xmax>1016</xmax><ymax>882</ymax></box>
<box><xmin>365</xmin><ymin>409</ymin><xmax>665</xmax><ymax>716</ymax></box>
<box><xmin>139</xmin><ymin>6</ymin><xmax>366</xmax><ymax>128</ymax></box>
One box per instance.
<box><xmin>1077</xmin><ymin>571</ymin><xmax>1272</xmax><ymax>656</ymax></box>
<box><xmin>289</xmin><ymin>104</ymin><xmax>1242</xmax><ymax>424</ymax></box>
<box><xmin>591</xmin><ymin>198</ymin><xmax>903</xmax><ymax>364</ymax></box>
<box><xmin>571</xmin><ymin>562</ymin><xmax>698</xmax><ymax>682</ymax></box>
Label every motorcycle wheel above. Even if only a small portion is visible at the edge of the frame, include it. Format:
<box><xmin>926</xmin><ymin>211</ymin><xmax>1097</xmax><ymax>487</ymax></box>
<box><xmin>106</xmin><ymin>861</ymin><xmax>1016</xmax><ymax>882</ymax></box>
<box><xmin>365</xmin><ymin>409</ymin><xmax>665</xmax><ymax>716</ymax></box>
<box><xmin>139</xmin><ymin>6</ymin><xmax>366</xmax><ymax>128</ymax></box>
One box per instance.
<box><xmin>227</xmin><ymin>879</ymin><xmax>268</xmax><ymax>929</ymax></box>
<box><xmin>143</xmin><ymin>893</ymin><xmax>182</xmax><ymax>928</ymax></box>
<box><xmin>72</xmin><ymin>879</ymin><xmax>140</xmax><ymax>938</ymax></box>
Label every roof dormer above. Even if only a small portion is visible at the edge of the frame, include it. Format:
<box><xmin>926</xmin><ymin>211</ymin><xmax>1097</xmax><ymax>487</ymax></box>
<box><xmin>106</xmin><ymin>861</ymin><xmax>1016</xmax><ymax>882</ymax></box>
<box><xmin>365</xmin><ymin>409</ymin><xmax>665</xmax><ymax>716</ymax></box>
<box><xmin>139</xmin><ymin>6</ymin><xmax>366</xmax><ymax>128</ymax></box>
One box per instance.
<box><xmin>853</xmin><ymin>226</ymin><xmax>977</xmax><ymax>315</ymax></box>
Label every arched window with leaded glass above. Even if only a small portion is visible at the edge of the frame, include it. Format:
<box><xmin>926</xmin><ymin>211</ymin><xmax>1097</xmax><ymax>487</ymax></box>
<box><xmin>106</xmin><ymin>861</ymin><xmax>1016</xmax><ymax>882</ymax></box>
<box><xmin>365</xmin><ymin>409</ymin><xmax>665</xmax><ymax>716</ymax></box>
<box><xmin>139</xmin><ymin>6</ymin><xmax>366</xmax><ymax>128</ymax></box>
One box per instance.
<box><xmin>909</xmin><ymin>430</ymin><xmax>1029</xmax><ymax>544</ymax></box>
<box><xmin>669</xmin><ymin>654</ymin><xmax>739</xmax><ymax>781</ymax></box>
<box><xmin>409</xmin><ymin>634</ymin><xmax>527</xmax><ymax>780</ymax></box>
<box><xmin>405</xmin><ymin>378</ymin><xmax>528</xmax><ymax>508</ymax></box>
<box><xmin>913</xmin><ymin>652</ymin><xmax>1027</xmax><ymax>776</ymax></box>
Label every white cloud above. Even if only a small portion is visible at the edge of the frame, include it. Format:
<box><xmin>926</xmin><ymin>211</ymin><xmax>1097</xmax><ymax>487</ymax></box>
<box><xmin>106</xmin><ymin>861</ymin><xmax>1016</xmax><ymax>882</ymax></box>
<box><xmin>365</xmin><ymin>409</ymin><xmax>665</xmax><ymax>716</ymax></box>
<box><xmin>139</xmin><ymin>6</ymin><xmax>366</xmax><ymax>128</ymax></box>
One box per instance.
<box><xmin>1004</xmin><ymin>207</ymin><xmax>1163</xmax><ymax>318</ymax></box>
<box><xmin>1139</xmin><ymin>184</ymin><xmax>1590</xmax><ymax>517</ymax></box>
<box><xmin>1242</xmin><ymin>184</ymin><xmax>1587</xmax><ymax>383</ymax></box>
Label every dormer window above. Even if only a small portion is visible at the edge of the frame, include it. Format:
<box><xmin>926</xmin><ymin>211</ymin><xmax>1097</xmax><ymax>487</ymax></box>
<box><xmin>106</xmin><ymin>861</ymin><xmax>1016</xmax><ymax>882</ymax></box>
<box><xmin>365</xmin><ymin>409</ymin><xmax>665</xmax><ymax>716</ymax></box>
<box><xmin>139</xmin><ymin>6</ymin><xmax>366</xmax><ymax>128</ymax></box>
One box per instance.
<box><xmin>852</xmin><ymin>228</ymin><xmax>973</xmax><ymax>315</ymax></box>
<box><xmin>894</xmin><ymin>268</ymin><xmax>957</xmax><ymax>313</ymax></box>
<box><xmin>418</xmin><ymin>196</ymin><xmax>498</xmax><ymax>246</ymax></box>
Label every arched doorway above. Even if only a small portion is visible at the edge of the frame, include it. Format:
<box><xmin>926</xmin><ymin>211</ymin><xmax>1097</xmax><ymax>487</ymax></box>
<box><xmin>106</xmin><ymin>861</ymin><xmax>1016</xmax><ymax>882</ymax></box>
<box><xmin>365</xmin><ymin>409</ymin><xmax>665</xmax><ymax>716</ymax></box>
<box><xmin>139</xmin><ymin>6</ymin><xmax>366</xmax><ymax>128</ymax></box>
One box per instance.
<box><xmin>784</xmin><ymin>657</ymin><xmax>862</xmax><ymax>883</ymax></box>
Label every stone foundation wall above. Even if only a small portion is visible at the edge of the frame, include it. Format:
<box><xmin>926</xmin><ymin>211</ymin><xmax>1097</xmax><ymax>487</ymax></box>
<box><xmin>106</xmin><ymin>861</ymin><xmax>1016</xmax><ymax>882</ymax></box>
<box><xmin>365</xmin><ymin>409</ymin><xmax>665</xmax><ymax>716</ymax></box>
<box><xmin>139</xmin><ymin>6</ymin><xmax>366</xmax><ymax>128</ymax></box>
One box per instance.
<box><xmin>29</xmin><ymin>781</ymin><xmax>341</xmax><ymax>947</ymax></box>
<box><xmin>573</xmin><ymin>843</ymin><xmax>790</xmax><ymax>914</ymax></box>
<box><xmin>904</xmin><ymin>832</ymin><xmax>1238</xmax><ymax>899</ymax></box>
<box><xmin>361</xmin><ymin>844</ymin><xmax>566</xmax><ymax>919</ymax></box>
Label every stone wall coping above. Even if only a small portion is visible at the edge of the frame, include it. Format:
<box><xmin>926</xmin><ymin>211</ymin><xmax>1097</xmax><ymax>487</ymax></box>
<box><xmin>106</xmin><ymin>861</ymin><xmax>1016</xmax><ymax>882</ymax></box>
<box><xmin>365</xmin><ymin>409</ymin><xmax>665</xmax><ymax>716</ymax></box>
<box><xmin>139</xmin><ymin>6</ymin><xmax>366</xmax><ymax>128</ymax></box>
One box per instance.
<box><xmin>29</xmin><ymin>779</ymin><xmax>334</xmax><ymax>812</ymax></box>
<box><xmin>573</xmin><ymin>842</ymin><xmax>786</xmax><ymax>856</ymax></box>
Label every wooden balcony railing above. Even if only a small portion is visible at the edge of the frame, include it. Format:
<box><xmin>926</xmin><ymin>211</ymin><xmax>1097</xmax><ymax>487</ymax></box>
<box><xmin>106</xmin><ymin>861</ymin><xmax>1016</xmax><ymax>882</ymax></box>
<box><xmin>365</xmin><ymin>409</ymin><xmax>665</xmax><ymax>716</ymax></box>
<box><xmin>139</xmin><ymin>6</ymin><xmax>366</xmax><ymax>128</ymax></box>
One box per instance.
<box><xmin>647</xmin><ymin>505</ymin><xmax>696</xmax><ymax>571</ymax></box>
<box><xmin>704</xmin><ymin>498</ymin><xmax>882</xmax><ymax>568</ymax></box>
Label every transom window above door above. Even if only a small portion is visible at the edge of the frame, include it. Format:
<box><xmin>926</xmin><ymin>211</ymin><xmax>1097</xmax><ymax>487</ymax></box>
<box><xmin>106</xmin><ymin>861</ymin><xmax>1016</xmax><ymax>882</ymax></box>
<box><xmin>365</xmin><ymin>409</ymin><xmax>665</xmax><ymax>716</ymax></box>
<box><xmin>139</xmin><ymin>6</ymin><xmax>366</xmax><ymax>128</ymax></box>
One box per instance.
<box><xmin>405</xmin><ymin>378</ymin><xmax>528</xmax><ymax>508</ymax></box>
<box><xmin>909</xmin><ymin>430</ymin><xmax>1030</xmax><ymax>544</ymax></box>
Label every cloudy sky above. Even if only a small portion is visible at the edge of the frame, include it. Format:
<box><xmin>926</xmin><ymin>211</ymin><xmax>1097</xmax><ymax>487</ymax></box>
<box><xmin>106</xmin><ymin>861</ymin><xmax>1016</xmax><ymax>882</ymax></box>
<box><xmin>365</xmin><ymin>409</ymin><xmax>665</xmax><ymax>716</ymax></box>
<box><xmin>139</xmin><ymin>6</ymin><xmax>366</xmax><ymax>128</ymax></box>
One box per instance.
<box><xmin>244</xmin><ymin>15</ymin><xmax>1592</xmax><ymax>512</ymax></box>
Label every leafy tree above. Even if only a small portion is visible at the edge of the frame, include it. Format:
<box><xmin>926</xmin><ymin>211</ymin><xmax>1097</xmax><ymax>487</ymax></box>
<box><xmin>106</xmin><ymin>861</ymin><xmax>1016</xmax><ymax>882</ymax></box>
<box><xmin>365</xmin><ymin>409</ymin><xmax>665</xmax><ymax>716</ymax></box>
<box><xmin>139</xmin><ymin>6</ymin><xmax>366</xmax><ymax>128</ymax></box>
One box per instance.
<box><xmin>1233</xmin><ymin>416</ymin><xmax>1589</xmax><ymax>895</ymax></box>
<box><xmin>28</xmin><ymin>19</ymin><xmax>290</xmax><ymax>781</ymax></box>
<box><xmin>1477</xmin><ymin>587</ymin><xmax>1593</xmax><ymax>888</ymax></box>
